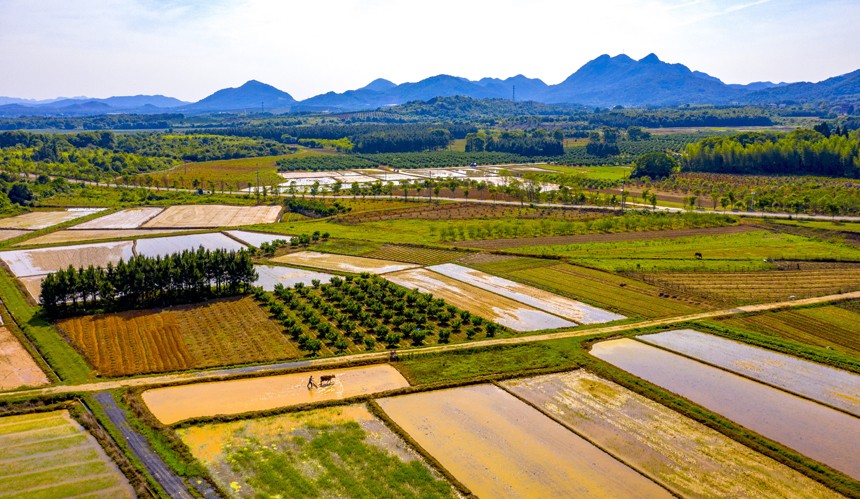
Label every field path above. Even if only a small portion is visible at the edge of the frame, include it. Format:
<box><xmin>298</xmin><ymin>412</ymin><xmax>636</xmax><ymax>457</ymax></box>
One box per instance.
<box><xmin>2</xmin><ymin>290</ymin><xmax>857</xmax><ymax>401</ymax></box>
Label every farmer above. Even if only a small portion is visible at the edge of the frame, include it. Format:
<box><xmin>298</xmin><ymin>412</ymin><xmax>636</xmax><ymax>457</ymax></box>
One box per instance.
<box><xmin>389</xmin><ymin>350</ymin><xmax>398</xmax><ymax>362</ymax></box>
<box><xmin>307</xmin><ymin>375</ymin><xmax>317</xmax><ymax>390</ymax></box>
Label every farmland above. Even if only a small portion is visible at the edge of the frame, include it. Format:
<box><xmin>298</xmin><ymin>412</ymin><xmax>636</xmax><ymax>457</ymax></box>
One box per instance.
<box><xmin>0</xmin><ymin>240</ymin><xmax>134</xmax><ymax>277</ymax></box>
<box><xmin>591</xmin><ymin>338</ymin><xmax>860</xmax><ymax>480</ymax></box>
<box><xmin>72</xmin><ymin>207</ymin><xmax>163</xmax><ymax>229</ymax></box>
<box><xmin>144</xmin><ymin>365</ymin><xmax>408</xmax><ymax>424</ymax></box>
<box><xmin>58</xmin><ymin>296</ymin><xmax>300</xmax><ymax>376</ymax></box>
<box><xmin>143</xmin><ymin>204</ymin><xmax>282</xmax><ymax>228</ymax></box>
<box><xmin>0</xmin><ymin>208</ymin><xmax>104</xmax><ymax>230</ymax></box>
<box><xmin>272</xmin><ymin>250</ymin><xmax>419</xmax><ymax>274</ymax></box>
<box><xmin>135</xmin><ymin>232</ymin><xmax>246</xmax><ymax>258</ymax></box>
<box><xmin>718</xmin><ymin>302</ymin><xmax>860</xmax><ymax>356</ymax></box>
<box><xmin>177</xmin><ymin>404</ymin><xmax>454</xmax><ymax>498</ymax></box>
<box><xmin>377</xmin><ymin>384</ymin><xmax>671</xmax><ymax>498</ymax></box>
<box><xmin>0</xmin><ymin>326</ymin><xmax>49</xmax><ymax>389</ymax></box>
<box><xmin>16</xmin><ymin>228</ymin><xmax>195</xmax><ymax>246</ymax></box>
<box><xmin>0</xmin><ymin>410</ymin><xmax>135</xmax><ymax>498</ymax></box>
<box><xmin>503</xmin><ymin>370</ymin><xmax>841</xmax><ymax>497</ymax></box>
<box><xmin>639</xmin><ymin>329</ymin><xmax>860</xmax><ymax>415</ymax></box>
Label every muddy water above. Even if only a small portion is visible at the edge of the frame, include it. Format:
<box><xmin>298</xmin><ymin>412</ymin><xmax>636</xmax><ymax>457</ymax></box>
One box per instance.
<box><xmin>504</xmin><ymin>371</ymin><xmax>841</xmax><ymax>498</ymax></box>
<box><xmin>253</xmin><ymin>265</ymin><xmax>334</xmax><ymax>292</ymax></box>
<box><xmin>428</xmin><ymin>263</ymin><xmax>625</xmax><ymax>324</ymax></box>
<box><xmin>142</xmin><ymin>364</ymin><xmax>409</xmax><ymax>425</ymax></box>
<box><xmin>639</xmin><ymin>329</ymin><xmax>860</xmax><ymax>416</ymax></box>
<box><xmin>591</xmin><ymin>339</ymin><xmax>860</xmax><ymax>480</ymax></box>
<box><xmin>377</xmin><ymin>384</ymin><xmax>670</xmax><ymax>498</ymax></box>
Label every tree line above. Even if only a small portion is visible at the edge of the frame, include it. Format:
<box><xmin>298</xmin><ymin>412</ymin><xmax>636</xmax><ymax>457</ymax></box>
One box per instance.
<box><xmin>465</xmin><ymin>129</ymin><xmax>564</xmax><ymax>156</ymax></box>
<box><xmin>40</xmin><ymin>247</ymin><xmax>257</xmax><ymax>317</ymax></box>
<box><xmin>683</xmin><ymin>129</ymin><xmax>860</xmax><ymax>178</ymax></box>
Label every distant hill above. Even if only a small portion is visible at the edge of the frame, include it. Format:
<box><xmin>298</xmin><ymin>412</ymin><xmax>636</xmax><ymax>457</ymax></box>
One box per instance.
<box><xmin>2</xmin><ymin>54</ymin><xmax>859</xmax><ymax>117</ymax></box>
<box><xmin>183</xmin><ymin>80</ymin><xmax>296</xmax><ymax>112</ymax></box>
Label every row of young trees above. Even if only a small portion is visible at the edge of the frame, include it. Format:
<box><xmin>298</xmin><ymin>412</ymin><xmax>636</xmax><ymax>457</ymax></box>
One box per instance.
<box><xmin>40</xmin><ymin>247</ymin><xmax>257</xmax><ymax>317</ymax></box>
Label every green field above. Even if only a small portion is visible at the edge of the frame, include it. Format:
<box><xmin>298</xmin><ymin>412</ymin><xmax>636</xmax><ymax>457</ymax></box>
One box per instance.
<box><xmin>539</xmin><ymin>165</ymin><xmax>632</xmax><ymax>181</ymax></box>
<box><xmin>772</xmin><ymin>220</ymin><xmax>860</xmax><ymax>233</ymax></box>
<box><xmin>509</xmin><ymin>230</ymin><xmax>860</xmax><ymax>272</ymax></box>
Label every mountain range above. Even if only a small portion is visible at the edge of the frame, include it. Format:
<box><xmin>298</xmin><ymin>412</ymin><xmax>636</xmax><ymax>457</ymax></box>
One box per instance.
<box><xmin>2</xmin><ymin>53</ymin><xmax>858</xmax><ymax>117</ymax></box>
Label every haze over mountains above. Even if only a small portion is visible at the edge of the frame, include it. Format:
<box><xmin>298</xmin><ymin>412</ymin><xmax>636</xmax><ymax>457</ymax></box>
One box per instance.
<box><xmin>2</xmin><ymin>53</ymin><xmax>858</xmax><ymax>117</ymax></box>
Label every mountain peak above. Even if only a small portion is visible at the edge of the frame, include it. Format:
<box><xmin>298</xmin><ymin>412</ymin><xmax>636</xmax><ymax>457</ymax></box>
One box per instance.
<box><xmin>640</xmin><ymin>53</ymin><xmax>661</xmax><ymax>64</ymax></box>
<box><xmin>361</xmin><ymin>78</ymin><xmax>396</xmax><ymax>92</ymax></box>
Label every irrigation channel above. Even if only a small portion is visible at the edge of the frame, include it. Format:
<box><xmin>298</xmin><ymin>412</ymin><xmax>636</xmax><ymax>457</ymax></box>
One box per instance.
<box><xmin>2</xmin><ymin>290</ymin><xmax>857</xmax><ymax>401</ymax></box>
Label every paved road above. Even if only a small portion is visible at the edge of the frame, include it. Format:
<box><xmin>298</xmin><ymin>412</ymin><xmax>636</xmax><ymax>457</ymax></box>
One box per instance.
<box><xmin>5</xmin><ymin>290</ymin><xmax>857</xmax><ymax>401</ymax></box>
<box><xmin>93</xmin><ymin>392</ymin><xmax>197</xmax><ymax>499</ymax></box>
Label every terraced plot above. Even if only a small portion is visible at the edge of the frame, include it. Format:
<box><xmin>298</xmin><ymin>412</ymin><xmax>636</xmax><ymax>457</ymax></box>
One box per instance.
<box><xmin>429</xmin><ymin>263</ymin><xmax>625</xmax><ymax>324</ymax></box>
<box><xmin>0</xmin><ymin>229</ymin><xmax>28</xmax><ymax>241</ymax></box>
<box><xmin>143</xmin><ymin>204</ymin><xmax>282</xmax><ymax>228</ymax></box>
<box><xmin>273</xmin><ymin>251</ymin><xmax>419</xmax><ymax>274</ymax></box>
<box><xmin>135</xmin><ymin>232</ymin><xmax>246</xmax><ymax>258</ymax></box>
<box><xmin>473</xmin><ymin>261</ymin><xmax>703</xmax><ymax>318</ymax></box>
<box><xmin>719</xmin><ymin>303</ymin><xmax>860</xmax><ymax>356</ymax></box>
<box><xmin>591</xmin><ymin>338</ymin><xmax>860</xmax><ymax>480</ymax></box>
<box><xmin>0</xmin><ymin>240</ymin><xmax>134</xmax><ymax>277</ymax></box>
<box><xmin>225</xmin><ymin>230</ymin><xmax>290</xmax><ymax>247</ymax></box>
<box><xmin>144</xmin><ymin>364</ymin><xmax>409</xmax><ymax>424</ymax></box>
<box><xmin>0</xmin><ymin>326</ymin><xmax>49</xmax><ymax>389</ymax></box>
<box><xmin>377</xmin><ymin>384</ymin><xmax>670</xmax><ymax>498</ymax></box>
<box><xmin>640</xmin><ymin>329</ymin><xmax>860</xmax><ymax>415</ymax></box>
<box><xmin>0</xmin><ymin>208</ymin><xmax>104</xmax><ymax>230</ymax></box>
<box><xmin>59</xmin><ymin>296</ymin><xmax>300</xmax><ymax>376</ymax></box>
<box><xmin>643</xmin><ymin>269</ymin><xmax>860</xmax><ymax>304</ymax></box>
<box><xmin>177</xmin><ymin>404</ymin><xmax>454</xmax><ymax>498</ymax></box>
<box><xmin>363</xmin><ymin>244</ymin><xmax>467</xmax><ymax>265</ymax></box>
<box><xmin>16</xmin><ymin>228</ymin><xmax>194</xmax><ymax>246</ymax></box>
<box><xmin>0</xmin><ymin>410</ymin><xmax>134</xmax><ymax>498</ymax></box>
<box><xmin>385</xmin><ymin>268</ymin><xmax>576</xmax><ymax>331</ymax></box>
<box><xmin>253</xmin><ymin>264</ymin><xmax>334</xmax><ymax>291</ymax></box>
<box><xmin>503</xmin><ymin>371</ymin><xmax>841</xmax><ymax>498</ymax></box>
<box><xmin>72</xmin><ymin>207</ymin><xmax>163</xmax><ymax>229</ymax></box>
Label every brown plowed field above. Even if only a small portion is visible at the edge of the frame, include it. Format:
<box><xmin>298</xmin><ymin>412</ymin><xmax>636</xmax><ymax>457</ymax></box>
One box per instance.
<box><xmin>363</xmin><ymin>244</ymin><xmax>468</xmax><ymax>265</ymax></box>
<box><xmin>0</xmin><ymin>326</ymin><xmax>49</xmax><ymax>389</ymax></box>
<box><xmin>59</xmin><ymin>296</ymin><xmax>300</xmax><ymax>376</ymax></box>
<box><xmin>18</xmin><ymin>228</ymin><xmax>194</xmax><ymax>246</ymax></box>
<box><xmin>142</xmin><ymin>204</ymin><xmax>282</xmax><ymax>228</ymax></box>
<box><xmin>455</xmin><ymin>224</ymin><xmax>757</xmax><ymax>249</ymax></box>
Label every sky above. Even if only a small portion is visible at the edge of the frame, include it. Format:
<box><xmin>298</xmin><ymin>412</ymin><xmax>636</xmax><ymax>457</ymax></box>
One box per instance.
<box><xmin>1</xmin><ymin>0</ymin><xmax>859</xmax><ymax>102</ymax></box>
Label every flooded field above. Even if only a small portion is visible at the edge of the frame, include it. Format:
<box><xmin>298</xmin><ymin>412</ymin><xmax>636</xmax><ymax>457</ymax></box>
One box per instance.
<box><xmin>272</xmin><ymin>250</ymin><xmax>419</xmax><ymax>274</ymax></box>
<box><xmin>71</xmin><ymin>207</ymin><xmax>163</xmax><ymax>229</ymax></box>
<box><xmin>143</xmin><ymin>364</ymin><xmax>409</xmax><ymax>424</ymax></box>
<box><xmin>0</xmin><ymin>326</ymin><xmax>49</xmax><ymax>389</ymax></box>
<box><xmin>591</xmin><ymin>339</ymin><xmax>860</xmax><ymax>480</ymax></box>
<box><xmin>428</xmin><ymin>263</ymin><xmax>625</xmax><ymax>324</ymax></box>
<box><xmin>503</xmin><ymin>371</ymin><xmax>841</xmax><ymax>498</ymax></box>
<box><xmin>135</xmin><ymin>232</ymin><xmax>247</xmax><ymax>258</ymax></box>
<box><xmin>639</xmin><ymin>329</ymin><xmax>860</xmax><ymax>416</ymax></box>
<box><xmin>178</xmin><ymin>404</ymin><xmax>454</xmax><ymax>498</ymax></box>
<box><xmin>254</xmin><ymin>265</ymin><xmax>334</xmax><ymax>291</ymax></box>
<box><xmin>225</xmin><ymin>230</ymin><xmax>290</xmax><ymax>247</ymax></box>
<box><xmin>0</xmin><ymin>208</ymin><xmax>104</xmax><ymax>230</ymax></box>
<box><xmin>0</xmin><ymin>240</ymin><xmax>134</xmax><ymax>277</ymax></box>
<box><xmin>378</xmin><ymin>384</ymin><xmax>669</xmax><ymax>498</ymax></box>
<box><xmin>0</xmin><ymin>410</ymin><xmax>134</xmax><ymax>498</ymax></box>
<box><xmin>385</xmin><ymin>268</ymin><xmax>576</xmax><ymax>331</ymax></box>
<box><xmin>142</xmin><ymin>204</ymin><xmax>282</xmax><ymax>228</ymax></box>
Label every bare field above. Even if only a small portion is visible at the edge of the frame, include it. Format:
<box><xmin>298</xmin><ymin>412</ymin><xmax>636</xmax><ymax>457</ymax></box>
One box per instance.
<box><xmin>0</xmin><ymin>240</ymin><xmax>134</xmax><ymax>277</ymax></box>
<box><xmin>639</xmin><ymin>329</ymin><xmax>860</xmax><ymax>416</ymax></box>
<box><xmin>0</xmin><ymin>229</ymin><xmax>29</xmax><ymax>241</ymax></box>
<box><xmin>272</xmin><ymin>250</ymin><xmax>419</xmax><ymax>274</ymax></box>
<box><xmin>143</xmin><ymin>204</ymin><xmax>282</xmax><ymax>228</ymax></box>
<box><xmin>178</xmin><ymin>403</ymin><xmax>454</xmax><ymax>498</ymax></box>
<box><xmin>0</xmin><ymin>326</ymin><xmax>49</xmax><ymax>389</ymax></box>
<box><xmin>144</xmin><ymin>364</ymin><xmax>409</xmax><ymax>424</ymax></box>
<box><xmin>429</xmin><ymin>263</ymin><xmax>625</xmax><ymax>324</ymax></box>
<box><xmin>503</xmin><ymin>371</ymin><xmax>841</xmax><ymax>498</ymax></box>
<box><xmin>19</xmin><ymin>275</ymin><xmax>44</xmax><ymax>302</ymax></box>
<box><xmin>135</xmin><ymin>232</ymin><xmax>246</xmax><ymax>259</ymax></box>
<box><xmin>385</xmin><ymin>268</ymin><xmax>576</xmax><ymax>331</ymax></box>
<box><xmin>0</xmin><ymin>208</ymin><xmax>104</xmax><ymax>230</ymax></box>
<box><xmin>377</xmin><ymin>384</ymin><xmax>670</xmax><ymax>498</ymax></box>
<box><xmin>592</xmin><ymin>339</ymin><xmax>860</xmax><ymax>480</ymax></box>
<box><xmin>0</xmin><ymin>410</ymin><xmax>135</xmax><ymax>498</ymax></box>
<box><xmin>59</xmin><ymin>296</ymin><xmax>300</xmax><ymax>376</ymax></box>
<box><xmin>71</xmin><ymin>207</ymin><xmax>163</xmax><ymax>229</ymax></box>
<box><xmin>17</xmin><ymin>228</ymin><xmax>194</xmax><ymax>246</ymax></box>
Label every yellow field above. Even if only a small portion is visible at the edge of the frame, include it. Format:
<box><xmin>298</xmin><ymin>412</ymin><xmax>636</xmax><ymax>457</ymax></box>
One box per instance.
<box><xmin>59</xmin><ymin>296</ymin><xmax>301</xmax><ymax>376</ymax></box>
<box><xmin>142</xmin><ymin>204</ymin><xmax>282</xmax><ymax>228</ymax></box>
